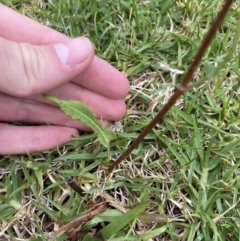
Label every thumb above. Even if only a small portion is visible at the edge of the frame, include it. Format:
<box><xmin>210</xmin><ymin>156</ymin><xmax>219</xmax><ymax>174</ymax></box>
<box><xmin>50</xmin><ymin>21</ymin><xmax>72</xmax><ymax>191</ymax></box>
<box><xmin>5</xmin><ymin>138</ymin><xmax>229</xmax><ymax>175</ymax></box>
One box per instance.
<box><xmin>0</xmin><ymin>36</ymin><xmax>94</xmax><ymax>97</ymax></box>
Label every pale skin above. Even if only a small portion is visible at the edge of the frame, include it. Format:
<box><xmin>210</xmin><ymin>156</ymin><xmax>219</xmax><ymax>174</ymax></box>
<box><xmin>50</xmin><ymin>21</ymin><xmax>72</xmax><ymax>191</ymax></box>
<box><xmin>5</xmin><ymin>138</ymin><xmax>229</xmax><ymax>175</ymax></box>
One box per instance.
<box><xmin>0</xmin><ymin>4</ymin><xmax>130</xmax><ymax>155</ymax></box>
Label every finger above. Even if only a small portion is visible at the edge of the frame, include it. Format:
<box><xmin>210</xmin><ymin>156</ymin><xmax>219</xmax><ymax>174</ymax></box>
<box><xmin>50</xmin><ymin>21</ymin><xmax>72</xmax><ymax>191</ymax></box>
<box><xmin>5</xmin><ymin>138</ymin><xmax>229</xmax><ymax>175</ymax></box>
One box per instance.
<box><xmin>0</xmin><ymin>36</ymin><xmax>94</xmax><ymax>97</ymax></box>
<box><xmin>74</xmin><ymin>56</ymin><xmax>130</xmax><ymax>99</ymax></box>
<box><xmin>0</xmin><ymin>4</ymin><xmax>68</xmax><ymax>44</ymax></box>
<box><xmin>0</xmin><ymin>123</ymin><xmax>78</xmax><ymax>155</ymax></box>
<box><xmin>0</xmin><ymin>4</ymin><xmax>130</xmax><ymax>99</ymax></box>
<box><xmin>0</xmin><ymin>92</ymin><xmax>89</xmax><ymax>130</ymax></box>
<box><xmin>0</xmin><ymin>93</ymin><xmax>110</xmax><ymax>130</ymax></box>
<box><xmin>30</xmin><ymin>82</ymin><xmax>126</xmax><ymax>121</ymax></box>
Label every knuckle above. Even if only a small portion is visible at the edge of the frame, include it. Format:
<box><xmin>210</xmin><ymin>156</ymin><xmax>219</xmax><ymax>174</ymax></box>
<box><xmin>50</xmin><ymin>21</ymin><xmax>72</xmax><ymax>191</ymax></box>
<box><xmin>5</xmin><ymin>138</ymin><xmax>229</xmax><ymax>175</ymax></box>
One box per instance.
<box><xmin>15</xmin><ymin>43</ymin><xmax>48</xmax><ymax>97</ymax></box>
<box><xmin>15</xmin><ymin>99</ymin><xmax>30</xmax><ymax>122</ymax></box>
<box><xmin>30</xmin><ymin>128</ymin><xmax>41</xmax><ymax>152</ymax></box>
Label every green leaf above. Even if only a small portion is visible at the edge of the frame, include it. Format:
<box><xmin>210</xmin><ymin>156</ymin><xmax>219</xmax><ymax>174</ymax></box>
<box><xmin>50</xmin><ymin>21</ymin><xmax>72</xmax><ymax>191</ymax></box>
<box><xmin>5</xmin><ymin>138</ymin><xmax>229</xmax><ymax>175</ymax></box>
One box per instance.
<box><xmin>140</xmin><ymin>225</ymin><xmax>167</xmax><ymax>241</ymax></box>
<box><xmin>100</xmin><ymin>200</ymin><xmax>150</xmax><ymax>239</ymax></box>
<box><xmin>43</xmin><ymin>94</ymin><xmax>115</xmax><ymax>148</ymax></box>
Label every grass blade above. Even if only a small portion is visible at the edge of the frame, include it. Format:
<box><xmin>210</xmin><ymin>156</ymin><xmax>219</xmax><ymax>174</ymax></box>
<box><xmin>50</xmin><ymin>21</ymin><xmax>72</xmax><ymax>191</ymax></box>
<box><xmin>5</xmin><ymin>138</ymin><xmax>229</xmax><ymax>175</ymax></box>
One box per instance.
<box><xmin>100</xmin><ymin>200</ymin><xmax>150</xmax><ymax>239</ymax></box>
<box><xmin>140</xmin><ymin>225</ymin><xmax>167</xmax><ymax>241</ymax></box>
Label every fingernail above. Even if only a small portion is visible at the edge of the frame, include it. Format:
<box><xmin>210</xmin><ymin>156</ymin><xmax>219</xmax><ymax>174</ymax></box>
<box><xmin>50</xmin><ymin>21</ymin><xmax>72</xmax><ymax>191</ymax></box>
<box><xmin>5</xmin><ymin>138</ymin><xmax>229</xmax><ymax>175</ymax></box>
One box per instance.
<box><xmin>53</xmin><ymin>37</ymin><xmax>92</xmax><ymax>65</ymax></box>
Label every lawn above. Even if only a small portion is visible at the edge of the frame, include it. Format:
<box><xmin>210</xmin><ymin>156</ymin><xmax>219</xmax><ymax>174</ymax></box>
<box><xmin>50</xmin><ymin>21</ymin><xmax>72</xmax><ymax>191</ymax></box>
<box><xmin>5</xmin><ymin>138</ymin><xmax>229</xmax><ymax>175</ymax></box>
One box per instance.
<box><xmin>1</xmin><ymin>0</ymin><xmax>240</xmax><ymax>240</ymax></box>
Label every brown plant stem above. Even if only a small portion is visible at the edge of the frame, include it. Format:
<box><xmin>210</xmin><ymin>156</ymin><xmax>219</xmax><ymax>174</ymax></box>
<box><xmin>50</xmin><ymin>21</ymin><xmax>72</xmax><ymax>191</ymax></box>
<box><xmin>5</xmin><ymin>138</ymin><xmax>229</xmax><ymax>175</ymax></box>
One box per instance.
<box><xmin>107</xmin><ymin>0</ymin><xmax>234</xmax><ymax>174</ymax></box>
<box><xmin>53</xmin><ymin>202</ymin><xmax>109</xmax><ymax>237</ymax></box>
<box><xmin>66</xmin><ymin>177</ymin><xmax>85</xmax><ymax>196</ymax></box>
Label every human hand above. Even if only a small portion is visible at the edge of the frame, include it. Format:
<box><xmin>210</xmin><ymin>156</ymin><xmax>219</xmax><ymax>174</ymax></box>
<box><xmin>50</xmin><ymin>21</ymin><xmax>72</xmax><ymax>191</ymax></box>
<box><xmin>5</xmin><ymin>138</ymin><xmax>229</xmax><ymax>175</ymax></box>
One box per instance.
<box><xmin>0</xmin><ymin>4</ymin><xmax>129</xmax><ymax>155</ymax></box>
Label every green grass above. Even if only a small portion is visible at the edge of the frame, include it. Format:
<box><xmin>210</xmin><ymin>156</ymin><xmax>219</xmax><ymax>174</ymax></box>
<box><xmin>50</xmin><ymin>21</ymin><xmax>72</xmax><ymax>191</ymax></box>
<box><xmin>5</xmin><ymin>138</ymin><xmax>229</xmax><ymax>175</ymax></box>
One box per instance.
<box><xmin>1</xmin><ymin>0</ymin><xmax>240</xmax><ymax>240</ymax></box>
